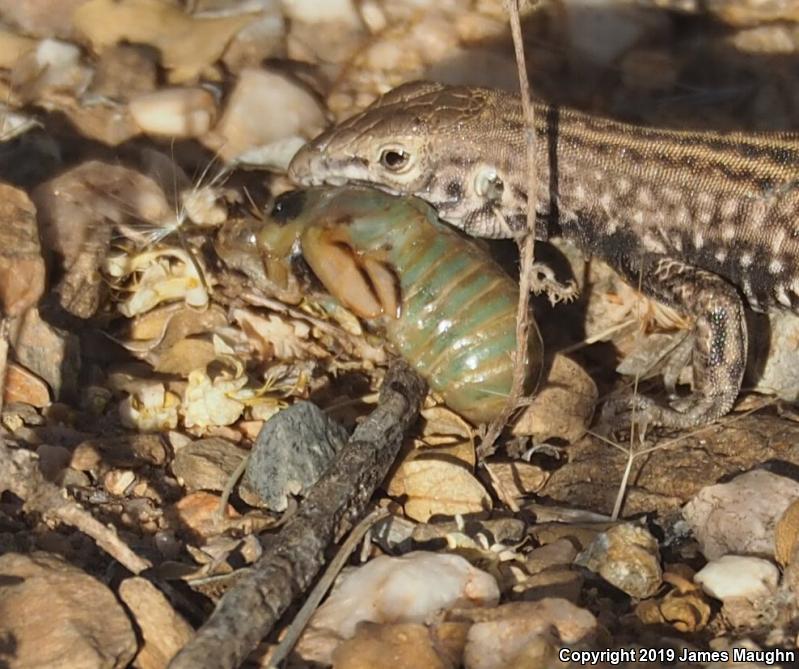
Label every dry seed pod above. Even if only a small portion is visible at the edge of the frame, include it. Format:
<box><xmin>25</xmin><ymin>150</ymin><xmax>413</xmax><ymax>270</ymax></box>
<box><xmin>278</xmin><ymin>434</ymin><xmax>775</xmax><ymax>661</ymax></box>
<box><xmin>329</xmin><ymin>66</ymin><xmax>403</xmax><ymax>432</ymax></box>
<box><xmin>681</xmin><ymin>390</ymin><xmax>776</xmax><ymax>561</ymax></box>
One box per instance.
<box><xmin>775</xmin><ymin>498</ymin><xmax>799</xmax><ymax>567</ymax></box>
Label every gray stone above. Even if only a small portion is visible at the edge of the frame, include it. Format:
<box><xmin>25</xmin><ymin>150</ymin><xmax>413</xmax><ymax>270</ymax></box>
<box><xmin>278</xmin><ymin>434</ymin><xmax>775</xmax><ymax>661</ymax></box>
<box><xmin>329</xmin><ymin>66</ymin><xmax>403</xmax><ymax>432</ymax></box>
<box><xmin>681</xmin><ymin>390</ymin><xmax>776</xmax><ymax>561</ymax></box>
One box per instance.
<box><xmin>244</xmin><ymin>401</ymin><xmax>349</xmax><ymax>512</ymax></box>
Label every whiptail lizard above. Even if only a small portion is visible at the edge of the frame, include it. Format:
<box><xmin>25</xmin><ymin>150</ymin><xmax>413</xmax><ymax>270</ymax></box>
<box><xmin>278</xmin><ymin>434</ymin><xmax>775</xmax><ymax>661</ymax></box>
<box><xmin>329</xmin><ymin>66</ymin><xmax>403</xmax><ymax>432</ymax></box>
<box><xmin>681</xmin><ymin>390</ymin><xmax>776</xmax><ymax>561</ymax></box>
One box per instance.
<box><xmin>288</xmin><ymin>81</ymin><xmax>799</xmax><ymax>428</ymax></box>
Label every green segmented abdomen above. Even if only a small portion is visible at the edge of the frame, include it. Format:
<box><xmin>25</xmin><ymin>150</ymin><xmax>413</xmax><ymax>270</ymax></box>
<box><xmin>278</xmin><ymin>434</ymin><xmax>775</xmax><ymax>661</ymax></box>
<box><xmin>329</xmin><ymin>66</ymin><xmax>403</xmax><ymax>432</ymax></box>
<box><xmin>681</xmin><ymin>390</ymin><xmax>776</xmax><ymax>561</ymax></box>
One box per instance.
<box><xmin>265</xmin><ymin>186</ymin><xmax>543</xmax><ymax>424</ymax></box>
<box><xmin>345</xmin><ymin>191</ymin><xmax>543</xmax><ymax>423</ymax></box>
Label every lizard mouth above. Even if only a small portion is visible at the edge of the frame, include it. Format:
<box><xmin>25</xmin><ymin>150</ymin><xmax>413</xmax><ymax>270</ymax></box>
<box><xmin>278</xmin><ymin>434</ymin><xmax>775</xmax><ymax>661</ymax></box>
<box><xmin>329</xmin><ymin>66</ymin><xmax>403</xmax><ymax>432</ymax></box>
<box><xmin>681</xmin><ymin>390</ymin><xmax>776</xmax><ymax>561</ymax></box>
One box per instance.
<box><xmin>297</xmin><ymin>175</ymin><xmax>402</xmax><ymax>197</ymax></box>
<box><xmin>348</xmin><ymin>179</ymin><xmax>401</xmax><ymax>196</ymax></box>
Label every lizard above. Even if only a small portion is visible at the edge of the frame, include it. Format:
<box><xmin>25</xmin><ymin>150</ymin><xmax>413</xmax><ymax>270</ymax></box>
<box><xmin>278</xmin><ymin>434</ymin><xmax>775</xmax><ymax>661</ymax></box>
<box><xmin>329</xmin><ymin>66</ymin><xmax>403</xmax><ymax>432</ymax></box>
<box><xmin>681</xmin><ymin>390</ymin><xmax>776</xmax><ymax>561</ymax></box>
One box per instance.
<box><xmin>287</xmin><ymin>80</ymin><xmax>799</xmax><ymax>429</ymax></box>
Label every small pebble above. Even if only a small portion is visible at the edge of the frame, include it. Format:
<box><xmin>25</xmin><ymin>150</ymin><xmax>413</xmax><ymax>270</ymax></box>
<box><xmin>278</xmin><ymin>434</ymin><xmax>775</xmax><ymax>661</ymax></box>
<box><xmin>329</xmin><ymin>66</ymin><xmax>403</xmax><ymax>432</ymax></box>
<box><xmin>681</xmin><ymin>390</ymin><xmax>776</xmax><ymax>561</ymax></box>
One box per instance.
<box><xmin>104</xmin><ymin>469</ymin><xmax>136</xmax><ymax>496</ymax></box>
<box><xmin>244</xmin><ymin>401</ymin><xmax>349</xmax><ymax>512</ymax></box>
<box><xmin>694</xmin><ymin>555</ymin><xmax>779</xmax><ymax>602</ymax></box>
<box><xmin>129</xmin><ymin>87</ymin><xmax>218</xmax><ymax>138</ymax></box>
<box><xmin>576</xmin><ymin>523</ymin><xmax>662</xmax><ymax>599</ymax></box>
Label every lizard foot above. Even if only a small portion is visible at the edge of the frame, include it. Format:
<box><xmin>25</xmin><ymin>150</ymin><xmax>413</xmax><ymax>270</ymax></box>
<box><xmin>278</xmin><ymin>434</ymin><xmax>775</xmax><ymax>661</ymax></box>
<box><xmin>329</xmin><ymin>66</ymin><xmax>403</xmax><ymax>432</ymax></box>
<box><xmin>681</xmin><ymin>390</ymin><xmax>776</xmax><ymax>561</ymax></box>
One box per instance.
<box><xmin>529</xmin><ymin>262</ymin><xmax>579</xmax><ymax>305</ymax></box>
<box><xmin>599</xmin><ymin>390</ymin><xmax>730</xmax><ymax>433</ymax></box>
<box><xmin>599</xmin><ymin>253</ymin><xmax>746</xmax><ymax>433</ymax></box>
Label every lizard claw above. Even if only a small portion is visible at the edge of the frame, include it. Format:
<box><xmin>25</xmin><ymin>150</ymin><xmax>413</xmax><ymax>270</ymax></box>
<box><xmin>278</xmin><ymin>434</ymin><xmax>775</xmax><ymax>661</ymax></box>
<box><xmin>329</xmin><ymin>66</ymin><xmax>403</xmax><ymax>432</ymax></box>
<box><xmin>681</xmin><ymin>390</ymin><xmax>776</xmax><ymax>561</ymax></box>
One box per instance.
<box><xmin>597</xmin><ymin>393</ymin><xmax>658</xmax><ymax>437</ymax></box>
<box><xmin>529</xmin><ymin>262</ymin><xmax>579</xmax><ymax>305</ymax></box>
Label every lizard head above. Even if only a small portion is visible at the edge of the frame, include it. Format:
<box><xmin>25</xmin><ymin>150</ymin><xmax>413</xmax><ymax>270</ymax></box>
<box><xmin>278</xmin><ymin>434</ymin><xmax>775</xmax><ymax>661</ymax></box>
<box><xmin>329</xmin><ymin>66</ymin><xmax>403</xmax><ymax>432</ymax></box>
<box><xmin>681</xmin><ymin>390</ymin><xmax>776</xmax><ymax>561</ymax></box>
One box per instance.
<box><xmin>288</xmin><ymin>81</ymin><xmax>528</xmax><ymax>238</ymax></box>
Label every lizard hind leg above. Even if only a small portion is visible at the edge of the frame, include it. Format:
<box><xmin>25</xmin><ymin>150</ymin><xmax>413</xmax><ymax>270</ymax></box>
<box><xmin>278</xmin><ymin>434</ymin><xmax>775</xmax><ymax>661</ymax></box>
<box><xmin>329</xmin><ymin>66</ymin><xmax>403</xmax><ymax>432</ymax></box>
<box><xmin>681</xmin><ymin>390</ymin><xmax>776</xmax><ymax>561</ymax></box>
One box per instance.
<box><xmin>603</xmin><ymin>254</ymin><xmax>747</xmax><ymax>430</ymax></box>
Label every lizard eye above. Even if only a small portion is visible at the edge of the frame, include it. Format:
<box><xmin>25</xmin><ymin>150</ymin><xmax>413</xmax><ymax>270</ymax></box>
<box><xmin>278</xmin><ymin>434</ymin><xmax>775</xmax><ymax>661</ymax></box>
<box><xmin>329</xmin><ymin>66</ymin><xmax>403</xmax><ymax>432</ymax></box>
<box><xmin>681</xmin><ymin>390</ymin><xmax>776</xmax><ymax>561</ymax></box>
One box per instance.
<box><xmin>379</xmin><ymin>147</ymin><xmax>411</xmax><ymax>171</ymax></box>
<box><xmin>474</xmin><ymin>167</ymin><xmax>504</xmax><ymax>202</ymax></box>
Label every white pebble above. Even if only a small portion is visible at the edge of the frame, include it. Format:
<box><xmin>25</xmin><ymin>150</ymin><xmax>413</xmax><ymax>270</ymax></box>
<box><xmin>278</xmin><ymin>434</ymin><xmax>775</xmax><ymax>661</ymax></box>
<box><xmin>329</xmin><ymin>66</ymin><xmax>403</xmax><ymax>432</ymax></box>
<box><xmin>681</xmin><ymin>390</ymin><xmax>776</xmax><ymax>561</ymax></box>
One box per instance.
<box><xmin>694</xmin><ymin>555</ymin><xmax>779</xmax><ymax>602</ymax></box>
<box><xmin>683</xmin><ymin>469</ymin><xmax>799</xmax><ymax>560</ymax></box>
<box><xmin>310</xmin><ymin>551</ymin><xmax>499</xmax><ymax>639</ymax></box>
<box><xmin>281</xmin><ymin>0</ymin><xmax>361</xmax><ymax>26</ymax></box>
<box><xmin>129</xmin><ymin>88</ymin><xmax>218</xmax><ymax>138</ymax></box>
<box><xmin>207</xmin><ymin>68</ymin><xmax>325</xmax><ymax>161</ymax></box>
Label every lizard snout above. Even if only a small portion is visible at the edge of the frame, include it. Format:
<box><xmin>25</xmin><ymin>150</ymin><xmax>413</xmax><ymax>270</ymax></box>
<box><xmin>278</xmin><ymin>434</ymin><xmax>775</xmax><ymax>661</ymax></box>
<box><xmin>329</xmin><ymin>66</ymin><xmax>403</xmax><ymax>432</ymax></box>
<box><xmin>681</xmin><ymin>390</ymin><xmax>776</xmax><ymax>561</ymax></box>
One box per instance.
<box><xmin>287</xmin><ymin>144</ymin><xmax>324</xmax><ymax>185</ymax></box>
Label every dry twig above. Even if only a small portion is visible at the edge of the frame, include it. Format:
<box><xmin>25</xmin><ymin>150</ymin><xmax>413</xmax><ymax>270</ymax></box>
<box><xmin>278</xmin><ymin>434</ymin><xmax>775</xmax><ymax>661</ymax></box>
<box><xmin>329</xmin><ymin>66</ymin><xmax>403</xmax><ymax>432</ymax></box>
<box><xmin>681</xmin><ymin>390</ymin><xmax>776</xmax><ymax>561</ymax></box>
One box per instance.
<box><xmin>0</xmin><ymin>440</ymin><xmax>152</xmax><ymax>574</ymax></box>
<box><xmin>0</xmin><ymin>318</ymin><xmax>8</xmax><ymax>413</ymax></box>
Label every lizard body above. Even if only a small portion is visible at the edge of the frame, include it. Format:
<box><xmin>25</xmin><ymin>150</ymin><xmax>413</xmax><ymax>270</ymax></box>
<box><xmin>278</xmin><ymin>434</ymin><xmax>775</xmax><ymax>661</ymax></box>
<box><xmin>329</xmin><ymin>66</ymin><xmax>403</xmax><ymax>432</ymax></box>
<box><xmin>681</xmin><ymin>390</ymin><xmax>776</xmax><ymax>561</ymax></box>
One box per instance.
<box><xmin>288</xmin><ymin>81</ymin><xmax>799</xmax><ymax>428</ymax></box>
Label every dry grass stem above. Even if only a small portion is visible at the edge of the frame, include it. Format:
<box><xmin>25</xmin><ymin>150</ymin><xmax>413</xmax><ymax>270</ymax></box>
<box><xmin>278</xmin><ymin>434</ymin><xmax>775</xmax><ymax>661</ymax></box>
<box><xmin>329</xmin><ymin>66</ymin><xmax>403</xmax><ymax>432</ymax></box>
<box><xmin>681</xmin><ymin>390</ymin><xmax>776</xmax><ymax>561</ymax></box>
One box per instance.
<box><xmin>479</xmin><ymin>0</ymin><xmax>538</xmax><ymax>458</ymax></box>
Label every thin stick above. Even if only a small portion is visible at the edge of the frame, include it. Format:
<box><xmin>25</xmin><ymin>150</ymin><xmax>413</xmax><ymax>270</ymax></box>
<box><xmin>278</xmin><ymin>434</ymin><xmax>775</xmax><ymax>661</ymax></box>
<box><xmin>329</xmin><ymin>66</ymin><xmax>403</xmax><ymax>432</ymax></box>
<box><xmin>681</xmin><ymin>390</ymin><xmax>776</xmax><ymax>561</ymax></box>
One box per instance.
<box><xmin>480</xmin><ymin>0</ymin><xmax>538</xmax><ymax>457</ymax></box>
<box><xmin>0</xmin><ymin>318</ymin><xmax>8</xmax><ymax>413</ymax></box>
<box><xmin>0</xmin><ymin>441</ymin><xmax>151</xmax><ymax>574</ymax></box>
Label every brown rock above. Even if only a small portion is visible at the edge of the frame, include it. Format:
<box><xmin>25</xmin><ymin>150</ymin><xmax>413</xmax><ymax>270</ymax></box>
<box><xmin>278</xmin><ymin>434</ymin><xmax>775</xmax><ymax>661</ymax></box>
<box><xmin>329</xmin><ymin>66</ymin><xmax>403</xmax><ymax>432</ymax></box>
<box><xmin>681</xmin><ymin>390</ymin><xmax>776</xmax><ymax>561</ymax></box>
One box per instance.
<box><xmin>12</xmin><ymin>307</ymin><xmax>80</xmax><ymax>400</ymax></box>
<box><xmin>207</xmin><ymin>69</ymin><xmax>326</xmax><ymax>161</ymax></box>
<box><xmin>458</xmin><ymin>599</ymin><xmax>597</xmax><ymax>669</ymax></box>
<box><xmin>515</xmin><ymin>567</ymin><xmax>584</xmax><ymax>604</ymax></box>
<box><xmin>103</xmin><ymin>469</ymin><xmax>136</xmax><ymax>496</ymax></box>
<box><xmin>529</xmin><ymin>523</ymin><xmax>607</xmax><ymax>552</ymax></box>
<box><xmin>91</xmin><ymin>44</ymin><xmax>158</xmax><ymax>100</ymax></box>
<box><xmin>0</xmin><ymin>552</ymin><xmax>137</xmax><ymax>669</ymax></box>
<box><xmin>73</xmin><ymin>434</ymin><xmax>168</xmax><ymax>471</ymax></box>
<box><xmin>70</xmin><ymin>441</ymin><xmax>103</xmax><ymax>472</ymax></box>
<box><xmin>118</xmin><ymin>577</ymin><xmax>193</xmax><ymax>669</ymax></box>
<box><xmin>32</xmin><ymin>161</ymin><xmax>172</xmax><ymax>318</ymax></box>
<box><xmin>172</xmin><ymin>437</ymin><xmax>248</xmax><ymax>492</ymax></box>
<box><xmin>170</xmin><ymin>491</ymin><xmax>239</xmax><ymax>540</ymax></box>
<box><xmin>576</xmin><ymin>523</ymin><xmax>662</xmax><ymax>599</ymax></box>
<box><xmin>524</xmin><ymin>539</ymin><xmax>578</xmax><ymax>575</ymax></box>
<box><xmin>0</xmin><ymin>0</ymin><xmax>89</xmax><ymax>38</ymax></box>
<box><xmin>499</xmin><ymin>635</ymin><xmax>566</xmax><ymax>669</ymax></box>
<box><xmin>60</xmin><ymin>103</ymin><xmax>141</xmax><ymax>147</ymax></box>
<box><xmin>705</xmin><ymin>0</ymin><xmax>799</xmax><ymax>26</ymax></box>
<box><xmin>683</xmin><ymin>469</ymin><xmax>799</xmax><ymax>560</ymax></box>
<box><xmin>512</xmin><ymin>353</ymin><xmax>597</xmax><ymax>443</ymax></box>
<box><xmin>485</xmin><ymin>460</ymin><xmax>548</xmax><ymax>500</ymax></box>
<box><xmin>541</xmin><ymin>413</ymin><xmax>799</xmax><ymax>516</ymax></box>
<box><xmin>332</xmin><ymin>622</ymin><xmax>458</xmax><ymax>669</ymax></box>
<box><xmin>0</xmin><ymin>184</ymin><xmax>45</xmax><ymax>317</ymax></box>
<box><xmin>3</xmin><ymin>362</ymin><xmax>50</xmax><ymax>407</ymax></box>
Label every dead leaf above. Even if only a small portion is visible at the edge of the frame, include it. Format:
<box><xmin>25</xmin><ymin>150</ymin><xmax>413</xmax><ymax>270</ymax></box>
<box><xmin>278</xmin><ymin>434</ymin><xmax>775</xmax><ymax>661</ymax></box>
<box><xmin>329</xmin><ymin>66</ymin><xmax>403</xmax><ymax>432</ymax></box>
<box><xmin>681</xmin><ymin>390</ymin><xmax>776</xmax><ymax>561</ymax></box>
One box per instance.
<box><xmin>485</xmin><ymin>460</ymin><xmax>548</xmax><ymax>500</ymax></box>
<box><xmin>232</xmin><ymin>307</ymin><xmax>329</xmax><ymax>360</ymax></box>
<box><xmin>105</xmin><ymin>247</ymin><xmax>209</xmax><ymax>317</ymax></box>
<box><xmin>182</xmin><ymin>366</ymin><xmax>247</xmax><ymax>429</ymax></box>
<box><xmin>513</xmin><ymin>353</ymin><xmax>597</xmax><ymax>443</ymax></box>
<box><xmin>153</xmin><ymin>338</ymin><xmax>217</xmax><ymax>376</ymax></box>
<box><xmin>420</xmin><ymin>407</ymin><xmax>476</xmax><ymax>464</ymax></box>
<box><xmin>388</xmin><ymin>453</ymin><xmax>491</xmax><ymax>522</ymax></box>
<box><xmin>775</xmin><ymin>499</ymin><xmax>799</xmax><ymax>567</ymax></box>
<box><xmin>128</xmin><ymin>304</ymin><xmax>227</xmax><ymax>351</ymax></box>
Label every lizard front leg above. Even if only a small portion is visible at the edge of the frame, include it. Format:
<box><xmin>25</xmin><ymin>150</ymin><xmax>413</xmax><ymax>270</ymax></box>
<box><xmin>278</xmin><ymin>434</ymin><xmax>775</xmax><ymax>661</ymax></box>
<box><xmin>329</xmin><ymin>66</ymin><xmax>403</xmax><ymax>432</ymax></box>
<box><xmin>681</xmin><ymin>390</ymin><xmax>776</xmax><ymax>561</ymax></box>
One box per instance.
<box><xmin>604</xmin><ymin>254</ymin><xmax>747</xmax><ymax>429</ymax></box>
